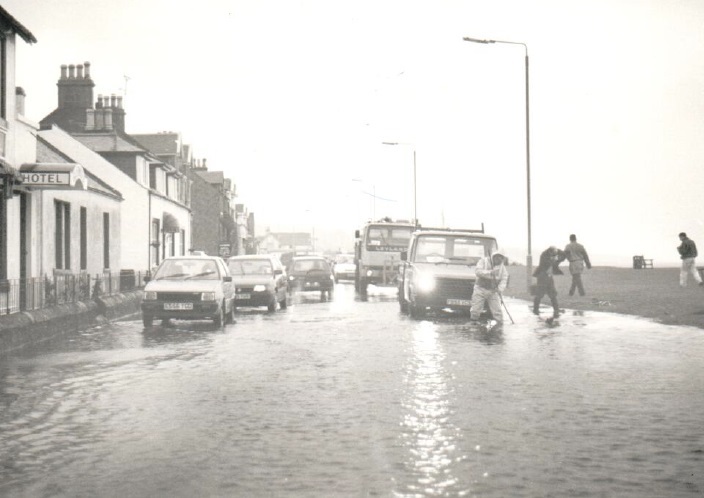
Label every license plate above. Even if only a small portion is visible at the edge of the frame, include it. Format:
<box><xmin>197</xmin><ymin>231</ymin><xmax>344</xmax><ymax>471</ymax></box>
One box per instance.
<box><xmin>236</xmin><ymin>293</ymin><xmax>251</xmax><ymax>300</ymax></box>
<box><xmin>447</xmin><ymin>299</ymin><xmax>471</xmax><ymax>306</ymax></box>
<box><xmin>164</xmin><ymin>302</ymin><xmax>193</xmax><ymax>310</ymax></box>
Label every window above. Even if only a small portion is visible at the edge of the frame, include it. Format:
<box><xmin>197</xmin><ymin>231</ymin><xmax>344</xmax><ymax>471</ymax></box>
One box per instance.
<box><xmin>80</xmin><ymin>207</ymin><xmax>87</xmax><ymax>270</ymax></box>
<box><xmin>0</xmin><ymin>191</ymin><xmax>6</xmax><ymax>280</ymax></box>
<box><xmin>55</xmin><ymin>200</ymin><xmax>71</xmax><ymax>269</ymax></box>
<box><xmin>149</xmin><ymin>165</ymin><xmax>156</xmax><ymax>190</ymax></box>
<box><xmin>0</xmin><ymin>34</ymin><xmax>6</xmax><ymax>121</ymax></box>
<box><xmin>103</xmin><ymin>212</ymin><xmax>110</xmax><ymax>269</ymax></box>
<box><xmin>150</xmin><ymin>218</ymin><xmax>160</xmax><ymax>267</ymax></box>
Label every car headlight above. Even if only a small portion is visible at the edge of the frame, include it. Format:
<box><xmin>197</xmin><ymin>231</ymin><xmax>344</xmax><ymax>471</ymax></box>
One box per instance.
<box><xmin>143</xmin><ymin>290</ymin><xmax>157</xmax><ymax>301</ymax></box>
<box><xmin>289</xmin><ymin>275</ymin><xmax>295</xmax><ymax>281</ymax></box>
<box><xmin>201</xmin><ymin>292</ymin><xmax>216</xmax><ymax>301</ymax></box>
<box><xmin>253</xmin><ymin>284</ymin><xmax>266</xmax><ymax>292</ymax></box>
<box><xmin>415</xmin><ymin>273</ymin><xmax>436</xmax><ymax>292</ymax></box>
<box><xmin>366</xmin><ymin>269</ymin><xmax>373</xmax><ymax>277</ymax></box>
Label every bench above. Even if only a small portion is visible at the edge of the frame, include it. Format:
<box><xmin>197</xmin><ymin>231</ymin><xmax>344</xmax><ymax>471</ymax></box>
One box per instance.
<box><xmin>632</xmin><ymin>255</ymin><xmax>653</xmax><ymax>269</ymax></box>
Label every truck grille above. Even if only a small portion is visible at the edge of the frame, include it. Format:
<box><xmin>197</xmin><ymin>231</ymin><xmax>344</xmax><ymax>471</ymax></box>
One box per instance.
<box><xmin>435</xmin><ymin>278</ymin><xmax>474</xmax><ymax>299</ymax></box>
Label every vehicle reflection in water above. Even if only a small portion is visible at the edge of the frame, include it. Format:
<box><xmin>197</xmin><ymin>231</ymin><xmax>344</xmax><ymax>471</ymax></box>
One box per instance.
<box><xmin>398</xmin><ymin>319</ymin><xmax>468</xmax><ymax>496</ymax></box>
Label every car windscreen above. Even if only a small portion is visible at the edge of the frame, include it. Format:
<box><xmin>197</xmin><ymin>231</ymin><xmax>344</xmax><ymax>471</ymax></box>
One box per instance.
<box><xmin>292</xmin><ymin>259</ymin><xmax>330</xmax><ymax>273</ymax></box>
<box><xmin>412</xmin><ymin>236</ymin><xmax>497</xmax><ymax>265</ymax></box>
<box><xmin>366</xmin><ymin>226</ymin><xmax>413</xmax><ymax>249</ymax></box>
<box><xmin>228</xmin><ymin>259</ymin><xmax>273</xmax><ymax>276</ymax></box>
<box><xmin>154</xmin><ymin>259</ymin><xmax>221</xmax><ymax>280</ymax></box>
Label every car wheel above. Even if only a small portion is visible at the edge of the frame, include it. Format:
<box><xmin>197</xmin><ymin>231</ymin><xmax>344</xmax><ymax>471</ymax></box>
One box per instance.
<box><xmin>213</xmin><ymin>305</ymin><xmax>224</xmax><ymax>328</ymax></box>
<box><xmin>226</xmin><ymin>299</ymin><xmax>236</xmax><ymax>323</ymax></box>
<box><xmin>142</xmin><ymin>314</ymin><xmax>153</xmax><ymax>328</ymax></box>
<box><xmin>320</xmin><ymin>290</ymin><xmax>327</xmax><ymax>302</ymax></box>
<box><xmin>358</xmin><ymin>278</ymin><xmax>368</xmax><ymax>300</ymax></box>
<box><xmin>267</xmin><ymin>299</ymin><xmax>277</xmax><ymax>312</ymax></box>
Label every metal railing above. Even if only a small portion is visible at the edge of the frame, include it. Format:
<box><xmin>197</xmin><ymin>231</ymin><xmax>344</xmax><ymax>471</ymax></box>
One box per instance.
<box><xmin>0</xmin><ymin>269</ymin><xmax>148</xmax><ymax>316</ymax></box>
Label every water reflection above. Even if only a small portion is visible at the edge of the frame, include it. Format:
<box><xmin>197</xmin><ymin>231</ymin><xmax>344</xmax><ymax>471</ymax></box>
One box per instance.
<box><xmin>398</xmin><ymin>320</ymin><xmax>468</xmax><ymax>496</ymax></box>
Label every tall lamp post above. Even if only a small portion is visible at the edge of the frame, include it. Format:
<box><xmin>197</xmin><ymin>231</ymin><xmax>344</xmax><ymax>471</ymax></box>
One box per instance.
<box><xmin>463</xmin><ymin>36</ymin><xmax>532</xmax><ymax>290</ymax></box>
<box><xmin>381</xmin><ymin>141</ymin><xmax>417</xmax><ymax>225</ymax></box>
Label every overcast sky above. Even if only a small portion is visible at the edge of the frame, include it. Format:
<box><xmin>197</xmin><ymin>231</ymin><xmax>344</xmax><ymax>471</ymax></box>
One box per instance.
<box><xmin>5</xmin><ymin>0</ymin><xmax>704</xmax><ymax>265</ymax></box>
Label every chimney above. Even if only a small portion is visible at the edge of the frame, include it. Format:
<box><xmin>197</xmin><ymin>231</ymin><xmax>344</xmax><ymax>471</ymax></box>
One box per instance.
<box><xmin>57</xmin><ymin>61</ymin><xmax>95</xmax><ymax>110</ymax></box>
<box><xmin>77</xmin><ymin>64</ymin><xmax>84</xmax><ymax>79</ymax></box>
<box><xmin>15</xmin><ymin>87</ymin><xmax>26</xmax><ymax>116</ymax></box>
<box><xmin>85</xmin><ymin>108</ymin><xmax>95</xmax><ymax>130</ymax></box>
<box><xmin>104</xmin><ymin>108</ymin><xmax>113</xmax><ymax>130</ymax></box>
<box><xmin>110</xmin><ymin>94</ymin><xmax>126</xmax><ymax>133</ymax></box>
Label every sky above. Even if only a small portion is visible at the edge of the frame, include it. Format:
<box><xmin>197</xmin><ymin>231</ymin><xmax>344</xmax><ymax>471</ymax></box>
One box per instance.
<box><xmin>4</xmin><ymin>0</ymin><xmax>704</xmax><ymax>266</ymax></box>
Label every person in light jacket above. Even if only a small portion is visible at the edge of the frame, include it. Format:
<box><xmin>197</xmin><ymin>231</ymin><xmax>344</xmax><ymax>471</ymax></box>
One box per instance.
<box><xmin>564</xmin><ymin>234</ymin><xmax>592</xmax><ymax>296</ymax></box>
<box><xmin>470</xmin><ymin>250</ymin><xmax>509</xmax><ymax>325</ymax></box>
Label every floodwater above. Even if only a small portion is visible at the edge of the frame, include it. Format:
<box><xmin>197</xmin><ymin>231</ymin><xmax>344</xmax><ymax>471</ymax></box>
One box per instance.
<box><xmin>1</xmin><ymin>284</ymin><xmax>703</xmax><ymax>497</ymax></box>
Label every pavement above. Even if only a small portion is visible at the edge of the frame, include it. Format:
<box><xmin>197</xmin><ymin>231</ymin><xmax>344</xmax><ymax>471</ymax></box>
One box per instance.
<box><xmin>0</xmin><ymin>290</ymin><xmax>143</xmax><ymax>354</ymax></box>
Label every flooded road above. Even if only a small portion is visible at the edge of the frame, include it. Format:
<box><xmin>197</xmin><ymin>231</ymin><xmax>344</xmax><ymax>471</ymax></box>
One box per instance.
<box><xmin>1</xmin><ymin>284</ymin><xmax>703</xmax><ymax>497</ymax></box>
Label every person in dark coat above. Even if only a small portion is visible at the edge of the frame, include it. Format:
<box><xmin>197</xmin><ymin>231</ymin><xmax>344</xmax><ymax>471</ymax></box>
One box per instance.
<box><xmin>532</xmin><ymin>246</ymin><xmax>565</xmax><ymax>318</ymax></box>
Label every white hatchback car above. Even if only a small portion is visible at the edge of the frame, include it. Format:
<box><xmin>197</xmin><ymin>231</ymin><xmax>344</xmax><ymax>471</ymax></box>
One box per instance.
<box><xmin>141</xmin><ymin>255</ymin><xmax>235</xmax><ymax>328</ymax></box>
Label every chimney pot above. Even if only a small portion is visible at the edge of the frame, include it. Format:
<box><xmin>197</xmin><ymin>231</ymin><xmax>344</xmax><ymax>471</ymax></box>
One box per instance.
<box><xmin>84</xmin><ymin>62</ymin><xmax>91</xmax><ymax>78</ymax></box>
<box><xmin>96</xmin><ymin>94</ymin><xmax>103</xmax><ymax>108</ymax></box>
<box><xmin>110</xmin><ymin>94</ymin><xmax>116</xmax><ymax>107</ymax></box>
<box><xmin>60</xmin><ymin>65</ymin><xmax>67</xmax><ymax>79</ymax></box>
<box><xmin>68</xmin><ymin>64</ymin><xmax>75</xmax><ymax>79</ymax></box>
<box><xmin>116</xmin><ymin>96</ymin><xmax>123</xmax><ymax>109</ymax></box>
<box><xmin>77</xmin><ymin>64</ymin><xmax>84</xmax><ymax>79</ymax></box>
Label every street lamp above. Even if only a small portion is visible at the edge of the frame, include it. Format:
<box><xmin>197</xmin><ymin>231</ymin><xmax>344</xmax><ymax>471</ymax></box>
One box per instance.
<box><xmin>381</xmin><ymin>141</ymin><xmax>417</xmax><ymax>225</ymax></box>
<box><xmin>463</xmin><ymin>36</ymin><xmax>533</xmax><ymax>290</ymax></box>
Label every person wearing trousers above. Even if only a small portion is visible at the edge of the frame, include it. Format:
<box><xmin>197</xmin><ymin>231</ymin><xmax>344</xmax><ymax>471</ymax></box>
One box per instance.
<box><xmin>470</xmin><ymin>250</ymin><xmax>509</xmax><ymax>325</ymax></box>
<box><xmin>564</xmin><ymin>234</ymin><xmax>592</xmax><ymax>296</ymax></box>
<box><xmin>677</xmin><ymin>232</ymin><xmax>703</xmax><ymax>287</ymax></box>
<box><xmin>532</xmin><ymin>246</ymin><xmax>564</xmax><ymax>318</ymax></box>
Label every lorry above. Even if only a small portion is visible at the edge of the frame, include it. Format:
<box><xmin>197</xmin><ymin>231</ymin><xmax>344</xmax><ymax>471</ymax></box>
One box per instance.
<box><xmin>353</xmin><ymin>219</ymin><xmax>416</xmax><ymax>299</ymax></box>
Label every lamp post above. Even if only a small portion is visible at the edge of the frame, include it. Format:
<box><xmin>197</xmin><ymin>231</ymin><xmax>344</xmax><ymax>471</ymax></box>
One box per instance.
<box><xmin>381</xmin><ymin>141</ymin><xmax>417</xmax><ymax>225</ymax></box>
<box><xmin>463</xmin><ymin>36</ymin><xmax>532</xmax><ymax>290</ymax></box>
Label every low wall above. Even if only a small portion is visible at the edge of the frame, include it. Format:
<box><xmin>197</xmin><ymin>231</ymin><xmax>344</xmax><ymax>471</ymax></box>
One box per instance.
<box><xmin>0</xmin><ymin>290</ymin><xmax>143</xmax><ymax>354</ymax></box>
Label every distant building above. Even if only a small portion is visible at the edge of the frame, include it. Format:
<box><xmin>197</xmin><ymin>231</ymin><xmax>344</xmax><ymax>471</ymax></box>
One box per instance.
<box><xmin>258</xmin><ymin>231</ymin><xmax>313</xmax><ymax>253</ymax></box>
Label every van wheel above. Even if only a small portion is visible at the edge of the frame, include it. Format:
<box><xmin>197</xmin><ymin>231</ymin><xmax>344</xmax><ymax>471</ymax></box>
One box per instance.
<box><xmin>142</xmin><ymin>314</ymin><xmax>153</xmax><ymax>328</ymax></box>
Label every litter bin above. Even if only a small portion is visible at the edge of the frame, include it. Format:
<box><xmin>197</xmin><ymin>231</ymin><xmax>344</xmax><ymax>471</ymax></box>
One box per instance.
<box><xmin>120</xmin><ymin>269</ymin><xmax>135</xmax><ymax>291</ymax></box>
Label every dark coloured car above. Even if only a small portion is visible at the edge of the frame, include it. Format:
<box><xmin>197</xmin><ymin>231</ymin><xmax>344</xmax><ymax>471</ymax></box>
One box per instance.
<box><xmin>288</xmin><ymin>256</ymin><xmax>335</xmax><ymax>301</ymax></box>
<box><xmin>141</xmin><ymin>255</ymin><xmax>235</xmax><ymax>328</ymax></box>
<box><xmin>227</xmin><ymin>255</ymin><xmax>288</xmax><ymax>312</ymax></box>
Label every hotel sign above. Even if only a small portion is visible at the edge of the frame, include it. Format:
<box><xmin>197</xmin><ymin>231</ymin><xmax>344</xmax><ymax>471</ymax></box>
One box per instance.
<box><xmin>21</xmin><ymin>171</ymin><xmax>71</xmax><ymax>186</ymax></box>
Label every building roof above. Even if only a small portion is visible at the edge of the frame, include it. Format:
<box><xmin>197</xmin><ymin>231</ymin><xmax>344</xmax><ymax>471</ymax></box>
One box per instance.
<box><xmin>0</xmin><ymin>6</ymin><xmax>37</xmax><ymax>44</ymax></box>
<box><xmin>40</xmin><ymin>108</ymin><xmax>87</xmax><ymax>134</ymax></box>
<box><xmin>36</xmin><ymin>135</ymin><xmax>123</xmax><ymax>199</ymax></box>
<box><xmin>131</xmin><ymin>133</ymin><xmax>180</xmax><ymax>155</ymax></box>
<box><xmin>71</xmin><ymin>131</ymin><xmax>148</xmax><ymax>154</ymax></box>
<box><xmin>194</xmin><ymin>170</ymin><xmax>225</xmax><ymax>185</ymax></box>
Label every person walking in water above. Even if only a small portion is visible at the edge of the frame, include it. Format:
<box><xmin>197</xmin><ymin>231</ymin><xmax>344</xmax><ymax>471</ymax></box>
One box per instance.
<box><xmin>564</xmin><ymin>234</ymin><xmax>592</xmax><ymax>296</ymax></box>
<box><xmin>677</xmin><ymin>232</ymin><xmax>703</xmax><ymax>287</ymax></box>
<box><xmin>470</xmin><ymin>250</ymin><xmax>509</xmax><ymax>325</ymax></box>
<box><xmin>532</xmin><ymin>246</ymin><xmax>563</xmax><ymax>318</ymax></box>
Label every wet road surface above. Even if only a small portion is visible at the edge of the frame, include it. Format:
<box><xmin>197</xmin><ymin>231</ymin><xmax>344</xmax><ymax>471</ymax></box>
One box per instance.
<box><xmin>1</xmin><ymin>283</ymin><xmax>703</xmax><ymax>497</ymax></box>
